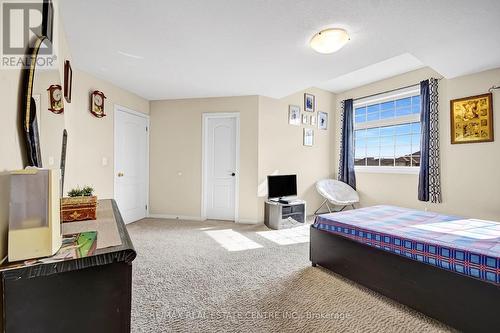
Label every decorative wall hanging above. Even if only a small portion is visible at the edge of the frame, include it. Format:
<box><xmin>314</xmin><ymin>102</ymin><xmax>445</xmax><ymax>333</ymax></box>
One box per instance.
<box><xmin>302</xmin><ymin>113</ymin><xmax>309</xmax><ymax>125</ymax></box>
<box><xmin>488</xmin><ymin>85</ymin><xmax>500</xmax><ymax>93</ymax></box>
<box><xmin>304</xmin><ymin>93</ymin><xmax>315</xmax><ymax>112</ymax></box>
<box><xmin>303</xmin><ymin>128</ymin><xmax>314</xmax><ymax>146</ymax></box>
<box><xmin>47</xmin><ymin>84</ymin><xmax>64</xmax><ymax>113</ymax></box>
<box><xmin>22</xmin><ymin>36</ymin><xmax>45</xmax><ymax>167</ymax></box>
<box><xmin>310</xmin><ymin>114</ymin><xmax>316</xmax><ymax>126</ymax></box>
<box><xmin>42</xmin><ymin>0</ymin><xmax>54</xmax><ymax>42</ymax></box>
<box><xmin>64</xmin><ymin>60</ymin><xmax>72</xmax><ymax>103</ymax></box>
<box><xmin>318</xmin><ymin>111</ymin><xmax>328</xmax><ymax>130</ymax></box>
<box><xmin>90</xmin><ymin>90</ymin><xmax>106</xmax><ymax>118</ymax></box>
<box><xmin>288</xmin><ymin>105</ymin><xmax>300</xmax><ymax>125</ymax></box>
<box><xmin>450</xmin><ymin>93</ymin><xmax>493</xmax><ymax>144</ymax></box>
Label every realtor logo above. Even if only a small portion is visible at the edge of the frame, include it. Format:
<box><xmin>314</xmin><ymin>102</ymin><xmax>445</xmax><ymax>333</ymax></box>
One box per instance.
<box><xmin>1</xmin><ymin>1</ymin><xmax>55</xmax><ymax>69</ymax></box>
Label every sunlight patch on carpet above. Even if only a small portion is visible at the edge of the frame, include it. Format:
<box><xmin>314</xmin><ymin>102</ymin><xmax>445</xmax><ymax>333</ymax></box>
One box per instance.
<box><xmin>256</xmin><ymin>225</ymin><xmax>310</xmax><ymax>245</ymax></box>
<box><xmin>204</xmin><ymin>229</ymin><xmax>263</xmax><ymax>251</ymax></box>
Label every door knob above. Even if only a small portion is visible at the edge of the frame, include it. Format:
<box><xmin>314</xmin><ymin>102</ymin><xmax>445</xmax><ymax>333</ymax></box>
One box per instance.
<box><xmin>118</xmin><ymin>172</ymin><xmax>124</xmax><ymax>177</ymax></box>
<box><xmin>231</xmin><ymin>172</ymin><xmax>236</xmax><ymax>176</ymax></box>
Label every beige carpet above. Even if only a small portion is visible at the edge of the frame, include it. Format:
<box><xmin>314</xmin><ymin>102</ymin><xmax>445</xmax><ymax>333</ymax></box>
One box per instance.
<box><xmin>127</xmin><ymin>218</ymin><xmax>454</xmax><ymax>333</ymax></box>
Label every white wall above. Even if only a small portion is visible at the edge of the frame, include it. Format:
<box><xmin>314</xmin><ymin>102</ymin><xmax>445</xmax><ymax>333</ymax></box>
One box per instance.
<box><xmin>335</xmin><ymin>67</ymin><xmax>500</xmax><ymax>220</ymax></box>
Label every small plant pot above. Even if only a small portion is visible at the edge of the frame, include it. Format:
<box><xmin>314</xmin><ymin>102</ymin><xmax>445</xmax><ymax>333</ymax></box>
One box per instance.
<box><xmin>61</xmin><ymin>196</ymin><xmax>98</xmax><ymax>222</ymax></box>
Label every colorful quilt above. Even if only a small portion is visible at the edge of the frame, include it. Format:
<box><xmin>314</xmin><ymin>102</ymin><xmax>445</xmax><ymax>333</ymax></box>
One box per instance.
<box><xmin>313</xmin><ymin>205</ymin><xmax>500</xmax><ymax>285</ymax></box>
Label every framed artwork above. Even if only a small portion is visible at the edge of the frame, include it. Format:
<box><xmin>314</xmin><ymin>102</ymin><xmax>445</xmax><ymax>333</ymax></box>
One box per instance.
<box><xmin>303</xmin><ymin>128</ymin><xmax>314</xmax><ymax>146</ymax></box>
<box><xmin>304</xmin><ymin>93</ymin><xmax>315</xmax><ymax>112</ymax></box>
<box><xmin>64</xmin><ymin>60</ymin><xmax>72</xmax><ymax>103</ymax></box>
<box><xmin>288</xmin><ymin>105</ymin><xmax>300</xmax><ymax>125</ymax></box>
<box><xmin>302</xmin><ymin>113</ymin><xmax>309</xmax><ymax>125</ymax></box>
<box><xmin>318</xmin><ymin>111</ymin><xmax>328</xmax><ymax>130</ymax></box>
<box><xmin>450</xmin><ymin>93</ymin><xmax>493</xmax><ymax>144</ymax></box>
<box><xmin>310</xmin><ymin>114</ymin><xmax>316</xmax><ymax>126</ymax></box>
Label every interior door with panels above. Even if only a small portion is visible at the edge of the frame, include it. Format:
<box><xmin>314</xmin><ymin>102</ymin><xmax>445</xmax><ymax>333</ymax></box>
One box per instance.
<box><xmin>115</xmin><ymin>107</ymin><xmax>149</xmax><ymax>224</ymax></box>
<box><xmin>204</xmin><ymin>114</ymin><xmax>239</xmax><ymax>221</ymax></box>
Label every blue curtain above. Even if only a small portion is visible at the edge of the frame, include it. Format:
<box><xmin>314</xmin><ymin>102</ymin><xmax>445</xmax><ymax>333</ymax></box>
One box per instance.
<box><xmin>418</xmin><ymin>80</ymin><xmax>430</xmax><ymax>201</ymax></box>
<box><xmin>418</xmin><ymin>78</ymin><xmax>441</xmax><ymax>203</ymax></box>
<box><xmin>338</xmin><ymin>99</ymin><xmax>356</xmax><ymax>189</ymax></box>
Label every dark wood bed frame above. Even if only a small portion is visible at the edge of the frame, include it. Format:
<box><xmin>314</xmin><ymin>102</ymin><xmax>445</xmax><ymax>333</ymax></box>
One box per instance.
<box><xmin>310</xmin><ymin>226</ymin><xmax>500</xmax><ymax>333</ymax></box>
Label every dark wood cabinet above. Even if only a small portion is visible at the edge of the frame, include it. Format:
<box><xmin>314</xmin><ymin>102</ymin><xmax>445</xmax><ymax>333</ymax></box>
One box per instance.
<box><xmin>0</xmin><ymin>200</ymin><xmax>136</xmax><ymax>333</ymax></box>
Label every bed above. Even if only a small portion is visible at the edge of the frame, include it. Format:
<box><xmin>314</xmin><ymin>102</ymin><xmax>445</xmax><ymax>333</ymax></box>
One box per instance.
<box><xmin>310</xmin><ymin>205</ymin><xmax>500</xmax><ymax>332</ymax></box>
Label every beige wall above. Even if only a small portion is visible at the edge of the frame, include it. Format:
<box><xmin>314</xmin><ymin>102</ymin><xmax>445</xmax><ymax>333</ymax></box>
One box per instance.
<box><xmin>335</xmin><ymin>67</ymin><xmax>500</xmax><ymax>220</ymax></box>
<box><xmin>62</xmin><ymin>69</ymin><xmax>149</xmax><ymax>199</ymax></box>
<box><xmin>149</xmin><ymin>89</ymin><xmax>336</xmax><ymax>223</ymax></box>
<box><xmin>258</xmin><ymin>88</ymin><xmax>336</xmax><ymax>220</ymax></box>
<box><xmin>149</xmin><ymin>96</ymin><xmax>260</xmax><ymax>222</ymax></box>
<box><xmin>45</xmin><ymin>2</ymin><xmax>150</xmax><ymax>199</ymax></box>
<box><xmin>2</xmin><ymin>0</ymin><xmax>499</xmax><ymax>239</ymax></box>
<box><xmin>0</xmin><ymin>0</ymin><xmax>149</xmax><ymax>259</ymax></box>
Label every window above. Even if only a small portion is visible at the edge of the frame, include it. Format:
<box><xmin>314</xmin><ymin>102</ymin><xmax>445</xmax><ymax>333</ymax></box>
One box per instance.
<box><xmin>354</xmin><ymin>86</ymin><xmax>421</xmax><ymax>170</ymax></box>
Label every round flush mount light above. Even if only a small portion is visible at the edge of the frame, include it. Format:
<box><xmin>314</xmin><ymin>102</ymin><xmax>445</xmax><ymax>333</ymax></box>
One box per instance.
<box><xmin>310</xmin><ymin>28</ymin><xmax>349</xmax><ymax>54</ymax></box>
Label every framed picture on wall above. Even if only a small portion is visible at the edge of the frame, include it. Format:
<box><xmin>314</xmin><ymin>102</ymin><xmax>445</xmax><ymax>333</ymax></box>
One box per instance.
<box><xmin>304</xmin><ymin>93</ymin><xmax>315</xmax><ymax>112</ymax></box>
<box><xmin>318</xmin><ymin>111</ymin><xmax>328</xmax><ymax>130</ymax></box>
<box><xmin>450</xmin><ymin>93</ymin><xmax>493</xmax><ymax>144</ymax></box>
<box><xmin>310</xmin><ymin>114</ymin><xmax>316</xmax><ymax>126</ymax></box>
<box><xmin>64</xmin><ymin>60</ymin><xmax>72</xmax><ymax>103</ymax></box>
<box><xmin>303</xmin><ymin>128</ymin><xmax>314</xmax><ymax>146</ymax></box>
<box><xmin>288</xmin><ymin>105</ymin><xmax>300</xmax><ymax>125</ymax></box>
<box><xmin>302</xmin><ymin>113</ymin><xmax>309</xmax><ymax>125</ymax></box>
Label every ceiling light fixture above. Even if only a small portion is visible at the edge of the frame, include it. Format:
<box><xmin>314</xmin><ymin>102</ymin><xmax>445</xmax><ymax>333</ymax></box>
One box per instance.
<box><xmin>310</xmin><ymin>28</ymin><xmax>349</xmax><ymax>54</ymax></box>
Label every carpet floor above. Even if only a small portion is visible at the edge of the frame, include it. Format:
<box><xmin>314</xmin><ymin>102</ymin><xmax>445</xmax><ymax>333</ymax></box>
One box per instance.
<box><xmin>127</xmin><ymin>218</ymin><xmax>454</xmax><ymax>333</ymax></box>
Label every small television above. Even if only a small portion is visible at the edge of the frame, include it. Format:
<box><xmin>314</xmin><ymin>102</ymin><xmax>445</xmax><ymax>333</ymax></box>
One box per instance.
<box><xmin>267</xmin><ymin>175</ymin><xmax>297</xmax><ymax>199</ymax></box>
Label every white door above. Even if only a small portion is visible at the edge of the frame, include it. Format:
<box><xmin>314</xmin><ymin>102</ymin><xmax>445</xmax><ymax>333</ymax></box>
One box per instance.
<box><xmin>114</xmin><ymin>106</ymin><xmax>149</xmax><ymax>224</ymax></box>
<box><xmin>203</xmin><ymin>114</ymin><xmax>239</xmax><ymax>221</ymax></box>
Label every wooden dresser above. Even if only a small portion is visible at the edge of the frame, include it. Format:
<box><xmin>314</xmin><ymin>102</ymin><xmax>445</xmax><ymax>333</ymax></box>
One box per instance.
<box><xmin>0</xmin><ymin>200</ymin><xmax>136</xmax><ymax>333</ymax></box>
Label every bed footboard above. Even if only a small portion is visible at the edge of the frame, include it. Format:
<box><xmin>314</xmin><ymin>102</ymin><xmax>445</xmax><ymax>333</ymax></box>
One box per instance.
<box><xmin>310</xmin><ymin>225</ymin><xmax>500</xmax><ymax>333</ymax></box>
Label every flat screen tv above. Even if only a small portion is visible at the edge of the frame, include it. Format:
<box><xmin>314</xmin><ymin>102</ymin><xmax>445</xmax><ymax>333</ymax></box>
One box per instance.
<box><xmin>267</xmin><ymin>175</ymin><xmax>297</xmax><ymax>199</ymax></box>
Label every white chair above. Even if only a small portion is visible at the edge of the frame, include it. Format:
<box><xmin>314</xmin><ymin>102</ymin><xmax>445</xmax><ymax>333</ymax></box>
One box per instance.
<box><xmin>314</xmin><ymin>179</ymin><xmax>359</xmax><ymax>214</ymax></box>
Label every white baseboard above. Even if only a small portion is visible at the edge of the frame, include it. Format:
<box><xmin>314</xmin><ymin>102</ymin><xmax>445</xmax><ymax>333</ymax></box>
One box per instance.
<box><xmin>147</xmin><ymin>213</ymin><xmax>264</xmax><ymax>224</ymax></box>
<box><xmin>236</xmin><ymin>219</ymin><xmax>263</xmax><ymax>225</ymax></box>
<box><xmin>148</xmin><ymin>213</ymin><xmax>205</xmax><ymax>221</ymax></box>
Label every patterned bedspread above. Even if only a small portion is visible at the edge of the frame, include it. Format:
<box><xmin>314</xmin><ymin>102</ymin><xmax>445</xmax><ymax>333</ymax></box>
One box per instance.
<box><xmin>313</xmin><ymin>205</ymin><xmax>500</xmax><ymax>285</ymax></box>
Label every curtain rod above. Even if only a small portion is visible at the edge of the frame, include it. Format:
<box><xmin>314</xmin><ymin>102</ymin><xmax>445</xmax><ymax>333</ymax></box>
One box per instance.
<box><xmin>352</xmin><ymin>77</ymin><xmax>443</xmax><ymax>102</ymax></box>
<box><xmin>353</xmin><ymin>83</ymin><xmax>419</xmax><ymax>102</ymax></box>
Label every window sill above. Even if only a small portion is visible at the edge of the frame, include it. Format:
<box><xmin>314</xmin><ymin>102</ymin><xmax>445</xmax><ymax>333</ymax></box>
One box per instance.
<box><xmin>355</xmin><ymin>166</ymin><xmax>420</xmax><ymax>175</ymax></box>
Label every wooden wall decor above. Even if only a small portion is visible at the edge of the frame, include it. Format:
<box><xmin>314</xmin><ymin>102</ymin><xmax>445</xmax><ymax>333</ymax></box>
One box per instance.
<box><xmin>47</xmin><ymin>84</ymin><xmax>64</xmax><ymax>114</ymax></box>
<box><xmin>63</xmin><ymin>60</ymin><xmax>72</xmax><ymax>103</ymax></box>
<box><xmin>90</xmin><ymin>90</ymin><xmax>106</xmax><ymax>118</ymax></box>
<box><xmin>450</xmin><ymin>93</ymin><xmax>493</xmax><ymax>144</ymax></box>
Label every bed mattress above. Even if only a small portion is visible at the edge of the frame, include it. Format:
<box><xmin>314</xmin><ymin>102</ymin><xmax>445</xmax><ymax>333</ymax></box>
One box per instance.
<box><xmin>313</xmin><ymin>205</ymin><xmax>500</xmax><ymax>285</ymax></box>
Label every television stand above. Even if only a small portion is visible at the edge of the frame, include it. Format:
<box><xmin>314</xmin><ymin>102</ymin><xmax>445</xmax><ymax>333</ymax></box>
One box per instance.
<box><xmin>264</xmin><ymin>199</ymin><xmax>306</xmax><ymax>230</ymax></box>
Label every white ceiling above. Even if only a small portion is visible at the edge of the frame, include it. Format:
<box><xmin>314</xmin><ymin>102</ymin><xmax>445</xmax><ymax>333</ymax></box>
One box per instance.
<box><xmin>60</xmin><ymin>0</ymin><xmax>500</xmax><ymax>100</ymax></box>
<box><xmin>317</xmin><ymin>53</ymin><xmax>424</xmax><ymax>93</ymax></box>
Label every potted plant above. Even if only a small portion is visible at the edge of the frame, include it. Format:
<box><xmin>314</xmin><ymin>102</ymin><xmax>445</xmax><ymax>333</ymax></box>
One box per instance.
<box><xmin>61</xmin><ymin>185</ymin><xmax>98</xmax><ymax>222</ymax></box>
